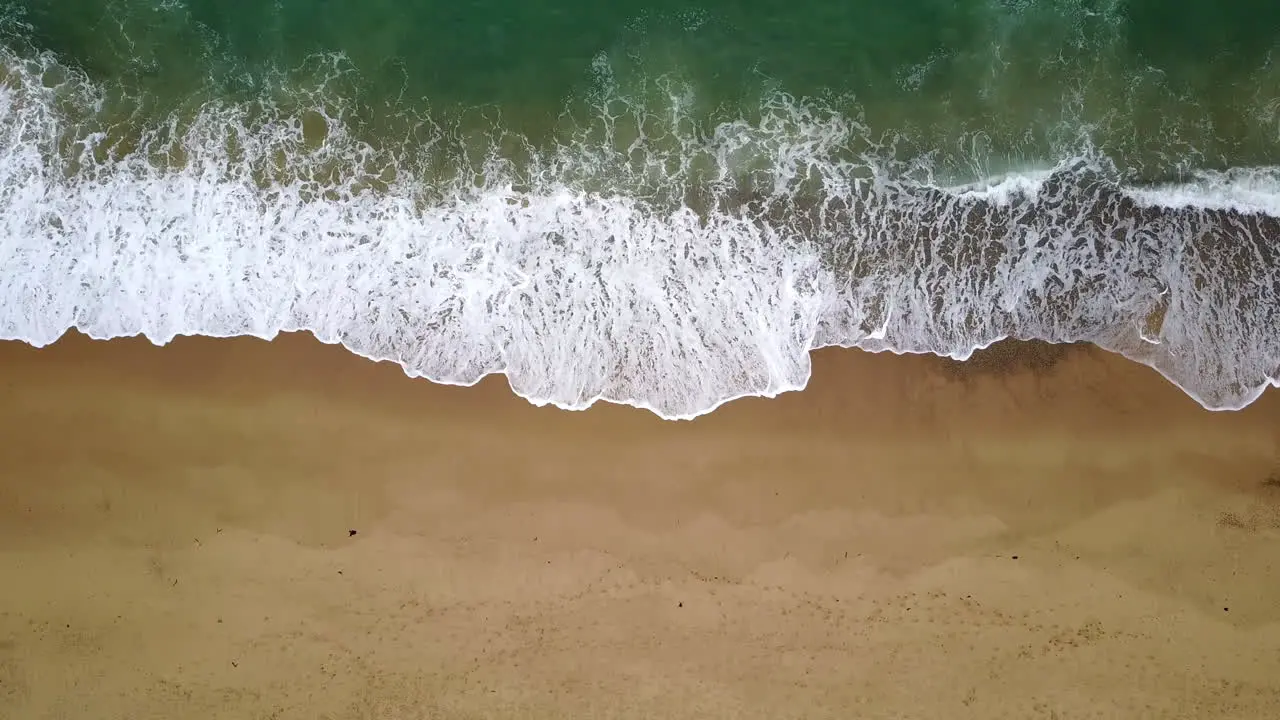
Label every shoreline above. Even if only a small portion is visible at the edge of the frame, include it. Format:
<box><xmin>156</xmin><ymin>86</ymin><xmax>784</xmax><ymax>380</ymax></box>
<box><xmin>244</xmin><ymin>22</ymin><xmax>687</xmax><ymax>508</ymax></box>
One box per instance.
<box><xmin>9</xmin><ymin>322</ymin><xmax>1279</xmax><ymax>420</ymax></box>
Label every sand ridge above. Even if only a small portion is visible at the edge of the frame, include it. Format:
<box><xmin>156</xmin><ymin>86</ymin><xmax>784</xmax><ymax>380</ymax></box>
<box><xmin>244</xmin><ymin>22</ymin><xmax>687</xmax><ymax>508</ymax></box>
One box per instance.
<box><xmin>0</xmin><ymin>333</ymin><xmax>1278</xmax><ymax>719</ymax></box>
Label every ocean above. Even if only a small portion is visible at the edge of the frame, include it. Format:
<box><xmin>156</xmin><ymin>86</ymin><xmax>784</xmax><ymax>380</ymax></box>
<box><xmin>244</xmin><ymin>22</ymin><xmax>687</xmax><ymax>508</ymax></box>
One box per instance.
<box><xmin>1</xmin><ymin>0</ymin><xmax>1278</xmax><ymax>418</ymax></box>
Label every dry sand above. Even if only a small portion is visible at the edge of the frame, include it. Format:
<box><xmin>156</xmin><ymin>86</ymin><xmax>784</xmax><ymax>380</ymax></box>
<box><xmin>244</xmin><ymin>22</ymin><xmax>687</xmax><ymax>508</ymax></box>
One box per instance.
<box><xmin>0</xmin><ymin>333</ymin><xmax>1277</xmax><ymax>719</ymax></box>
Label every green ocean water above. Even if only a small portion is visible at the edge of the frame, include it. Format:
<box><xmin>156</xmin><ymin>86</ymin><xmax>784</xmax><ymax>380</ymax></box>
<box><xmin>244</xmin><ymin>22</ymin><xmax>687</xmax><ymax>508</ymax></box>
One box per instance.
<box><xmin>2</xmin><ymin>0</ymin><xmax>1279</xmax><ymax>418</ymax></box>
<box><xmin>8</xmin><ymin>0</ymin><xmax>1280</xmax><ymax>177</ymax></box>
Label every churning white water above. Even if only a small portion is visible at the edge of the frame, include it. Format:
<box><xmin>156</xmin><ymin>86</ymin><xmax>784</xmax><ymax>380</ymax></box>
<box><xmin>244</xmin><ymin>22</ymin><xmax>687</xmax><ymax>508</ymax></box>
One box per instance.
<box><xmin>2</xmin><ymin>48</ymin><xmax>1277</xmax><ymax>419</ymax></box>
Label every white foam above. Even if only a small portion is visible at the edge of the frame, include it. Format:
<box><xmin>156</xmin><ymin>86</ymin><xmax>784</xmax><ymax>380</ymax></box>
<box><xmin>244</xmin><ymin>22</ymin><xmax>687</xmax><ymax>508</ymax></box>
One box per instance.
<box><xmin>943</xmin><ymin>169</ymin><xmax>1055</xmax><ymax>205</ymax></box>
<box><xmin>1128</xmin><ymin>167</ymin><xmax>1280</xmax><ymax>217</ymax></box>
<box><xmin>1</xmin><ymin>47</ymin><xmax>1278</xmax><ymax>419</ymax></box>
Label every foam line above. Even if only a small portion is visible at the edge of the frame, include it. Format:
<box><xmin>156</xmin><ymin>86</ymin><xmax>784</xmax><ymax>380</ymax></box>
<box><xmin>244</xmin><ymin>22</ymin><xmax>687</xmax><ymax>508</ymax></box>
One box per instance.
<box><xmin>2</xmin><ymin>49</ymin><xmax>1277</xmax><ymax>419</ymax></box>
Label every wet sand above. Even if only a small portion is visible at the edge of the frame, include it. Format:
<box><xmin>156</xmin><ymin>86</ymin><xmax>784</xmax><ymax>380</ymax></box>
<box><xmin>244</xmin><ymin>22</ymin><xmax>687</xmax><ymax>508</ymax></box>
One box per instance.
<box><xmin>0</xmin><ymin>332</ymin><xmax>1277</xmax><ymax>719</ymax></box>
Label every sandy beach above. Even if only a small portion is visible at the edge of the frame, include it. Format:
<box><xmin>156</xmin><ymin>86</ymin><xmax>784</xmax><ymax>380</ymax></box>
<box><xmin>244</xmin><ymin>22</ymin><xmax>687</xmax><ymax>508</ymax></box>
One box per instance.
<box><xmin>0</xmin><ymin>333</ymin><xmax>1277</xmax><ymax>719</ymax></box>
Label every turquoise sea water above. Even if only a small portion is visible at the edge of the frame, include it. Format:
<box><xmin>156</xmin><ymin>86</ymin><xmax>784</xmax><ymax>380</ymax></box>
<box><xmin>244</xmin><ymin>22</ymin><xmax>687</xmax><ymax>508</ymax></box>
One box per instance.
<box><xmin>2</xmin><ymin>0</ymin><xmax>1279</xmax><ymax>417</ymax></box>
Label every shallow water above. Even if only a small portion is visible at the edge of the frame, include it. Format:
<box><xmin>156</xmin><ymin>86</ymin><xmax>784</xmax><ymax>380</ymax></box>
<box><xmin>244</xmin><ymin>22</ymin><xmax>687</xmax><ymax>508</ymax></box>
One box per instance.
<box><xmin>1</xmin><ymin>0</ymin><xmax>1278</xmax><ymax>417</ymax></box>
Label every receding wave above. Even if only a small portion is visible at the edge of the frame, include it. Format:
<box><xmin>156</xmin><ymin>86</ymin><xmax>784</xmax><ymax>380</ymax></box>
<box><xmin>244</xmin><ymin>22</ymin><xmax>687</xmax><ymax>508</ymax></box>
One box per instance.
<box><xmin>1</xmin><ymin>45</ymin><xmax>1278</xmax><ymax>419</ymax></box>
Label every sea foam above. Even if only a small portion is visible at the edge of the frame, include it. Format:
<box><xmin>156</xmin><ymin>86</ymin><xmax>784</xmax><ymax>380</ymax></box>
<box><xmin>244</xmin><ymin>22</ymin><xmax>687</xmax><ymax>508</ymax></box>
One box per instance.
<box><xmin>1</xmin><ymin>48</ymin><xmax>1278</xmax><ymax>419</ymax></box>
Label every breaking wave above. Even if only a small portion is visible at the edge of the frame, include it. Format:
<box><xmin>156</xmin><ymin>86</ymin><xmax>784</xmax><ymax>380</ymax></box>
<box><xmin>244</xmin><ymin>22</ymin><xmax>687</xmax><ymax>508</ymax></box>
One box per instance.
<box><xmin>1</xmin><ymin>45</ymin><xmax>1278</xmax><ymax>419</ymax></box>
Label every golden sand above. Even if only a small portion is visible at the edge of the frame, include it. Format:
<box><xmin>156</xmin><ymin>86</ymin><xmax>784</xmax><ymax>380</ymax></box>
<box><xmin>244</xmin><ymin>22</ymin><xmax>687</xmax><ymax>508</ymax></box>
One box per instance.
<box><xmin>0</xmin><ymin>333</ymin><xmax>1277</xmax><ymax>718</ymax></box>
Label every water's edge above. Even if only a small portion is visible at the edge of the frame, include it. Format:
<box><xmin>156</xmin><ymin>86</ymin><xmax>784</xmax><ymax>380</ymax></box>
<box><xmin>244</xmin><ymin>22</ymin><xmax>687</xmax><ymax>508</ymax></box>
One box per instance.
<box><xmin>11</xmin><ymin>326</ymin><xmax>1276</xmax><ymax>421</ymax></box>
<box><xmin>4</xmin><ymin>4</ymin><xmax>1280</xmax><ymax>421</ymax></box>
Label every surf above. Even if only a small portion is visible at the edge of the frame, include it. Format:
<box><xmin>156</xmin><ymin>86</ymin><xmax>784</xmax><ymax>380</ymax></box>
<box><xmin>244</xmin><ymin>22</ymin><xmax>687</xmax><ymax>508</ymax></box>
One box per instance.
<box><xmin>1</xmin><ymin>39</ymin><xmax>1278</xmax><ymax>419</ymax></box>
